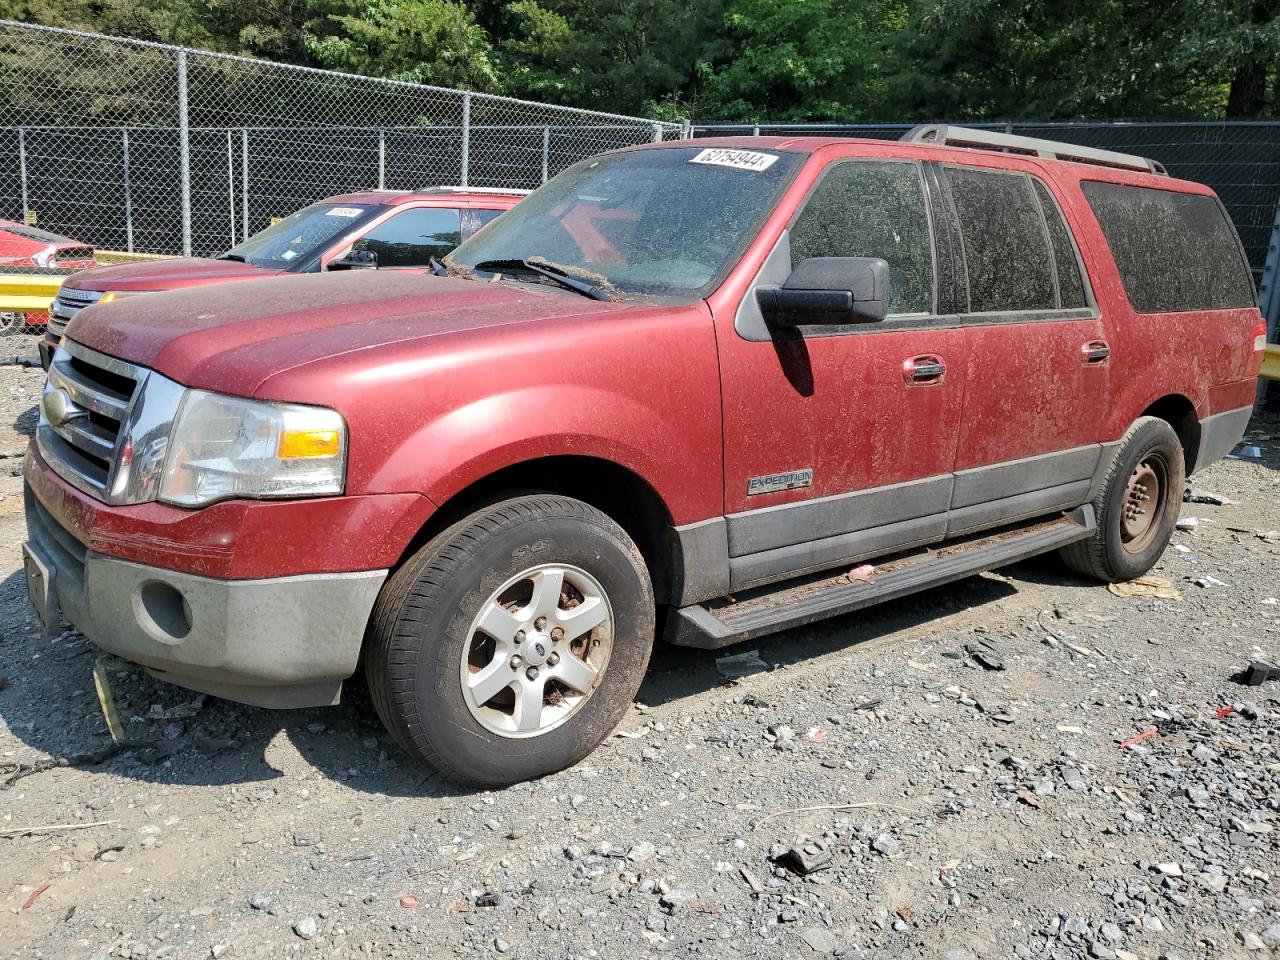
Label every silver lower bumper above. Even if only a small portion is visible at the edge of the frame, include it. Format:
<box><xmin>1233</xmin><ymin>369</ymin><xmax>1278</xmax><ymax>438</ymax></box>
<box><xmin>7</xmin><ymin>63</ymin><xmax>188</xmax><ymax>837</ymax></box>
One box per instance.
<box><xmin>24</xmin><ymin>487</ymin><xmax>386</xmax><ymax>708</ymax></box>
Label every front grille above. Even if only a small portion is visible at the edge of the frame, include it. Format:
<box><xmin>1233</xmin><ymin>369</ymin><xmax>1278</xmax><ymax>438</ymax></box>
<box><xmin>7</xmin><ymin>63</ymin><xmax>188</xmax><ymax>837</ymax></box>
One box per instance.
<box><xmin>37</xmin><ymin>339</ymin><xmax>140</xmax><ymax>499</ymax></box>
<box><xmin>48</xmin><ymin>288</ymin><xmax>102</xmax><ymax>338</ymax></box>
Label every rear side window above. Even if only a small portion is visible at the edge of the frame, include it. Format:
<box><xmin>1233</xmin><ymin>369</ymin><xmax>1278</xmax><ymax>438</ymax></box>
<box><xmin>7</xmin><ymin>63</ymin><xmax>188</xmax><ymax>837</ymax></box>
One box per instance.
<box><xmin>1032</xmin><ymin>181</ymin><xmax>1088</xmax><ymax>309</ymax></box>
<box><xmin>1081</xmin><ymin>181</ymin><xmax>1254</xmax><ymax>312</ymax></box>
<box><xmin>946</xmin><ymin>167</ymin><xmax>1057</xmax><ymax>312</ymax></box>
<box><xmin>790</xmin><ymin>160</ymin><xmax>935</xmax><ymax>315</ymax></box>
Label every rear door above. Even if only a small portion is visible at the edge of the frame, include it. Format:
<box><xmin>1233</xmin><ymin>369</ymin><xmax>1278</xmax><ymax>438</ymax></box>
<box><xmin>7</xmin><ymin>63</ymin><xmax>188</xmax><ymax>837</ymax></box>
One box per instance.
<box><xmin>936</xmin><ymin>162</ymin><xmax>1110</xmax><ymax>535</ymax></box>
<box><xmin>715</xmin><ymin>157</ymin><xmax>969</xmax><ymax>589</ymax></box>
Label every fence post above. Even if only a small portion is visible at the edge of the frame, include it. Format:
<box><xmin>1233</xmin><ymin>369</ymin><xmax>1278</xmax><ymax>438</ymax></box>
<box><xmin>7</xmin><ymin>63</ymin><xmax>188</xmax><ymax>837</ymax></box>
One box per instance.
<box><xmin>122</xmin><ymin>129</ymin><xmax>134</xmax><ymax>253</ymax></box>
<box><xmin>680</xmin><ymin>120</ymin><xmax>691</xmax><ymax>140</ymax></box>
<box><xmin>541</xmin><ymin>126</ymin><xmax>550</xmax><ymax>184</ymax></box>
<box><xmin>378</xmin><ymin>127</ymin><xmax>386</xmax><ymax>189</ymax></box>
<box><xmin>17</xmin><ymin>128</ymin><xmax>28</xmax><ymax>223</ymax></box>
<box><xmin>460</xmin><ymin>93</ymin><xmax>471</xmax><ymax>187</ymax></box>
<box><xmin>241</xmin><ymin>129</ymin><xmax>249</xmax><ymax>242</ymax></box>
<box><xmin>177</xmin><ymin>48</ymin><xmax>192</xmax><ymax>257</ymax></box>
<box><xmin>226</xmin><ymin>130</ymin><xmax>235</xmax><ymax>248</ymax></box>
<box><xmin>651</xmin><ymin>122</ymin><xmax>663</xmax><ymax>143</ymax></box>
<box><xmin>752</xmin><ymin>124</ymin><xmax>760</xmax><ymax>137</ymax></box>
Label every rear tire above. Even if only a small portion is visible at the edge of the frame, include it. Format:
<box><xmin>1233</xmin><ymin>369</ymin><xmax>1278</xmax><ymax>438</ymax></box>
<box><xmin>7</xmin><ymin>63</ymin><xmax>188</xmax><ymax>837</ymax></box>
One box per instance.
<box><xmin>1059</xmin><ymin>416</ymin><xmax>1185</xmax><ymax>582</ymax></box>
<box><xmin>365</xmin><ymin>494</ymin><xmax>654</xmax><ymax>786</ymax></box>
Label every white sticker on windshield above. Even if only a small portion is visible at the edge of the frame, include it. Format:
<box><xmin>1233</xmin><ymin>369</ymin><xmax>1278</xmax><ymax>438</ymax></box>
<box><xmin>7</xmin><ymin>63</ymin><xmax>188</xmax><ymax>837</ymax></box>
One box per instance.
<box><xmin>689</xmin><ymin>148</ymin><xmax>779</xmax><ymax>172</ymax></box>
<box><xmin>280</xmin><ymin>250</ymin><xmax>297</xmax><ymax>260</ymax></box>
<box><xmin>325</xmin><ymin>207</ymin><xmax>363</xmax><ymax>218</ymax></box>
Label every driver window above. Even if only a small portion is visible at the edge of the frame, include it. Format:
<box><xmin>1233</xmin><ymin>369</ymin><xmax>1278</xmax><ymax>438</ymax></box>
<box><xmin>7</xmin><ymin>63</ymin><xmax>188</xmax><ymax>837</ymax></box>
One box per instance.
<box><xmin>790</xmin><ymin>161</ymin><xmax>936</xmax><ymax>315</ymax></box>
<box><xmin>354</xmin><ymin>207</ymin><xmax>462</xmax><ymax>266</ymax></box>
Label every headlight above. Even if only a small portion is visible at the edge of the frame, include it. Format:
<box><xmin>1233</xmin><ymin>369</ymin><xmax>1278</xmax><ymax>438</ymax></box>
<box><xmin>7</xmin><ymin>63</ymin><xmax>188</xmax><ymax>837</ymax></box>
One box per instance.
<box><xmin>158</xmin><ymin>390</ymin><xmax>346</xmax><ymax>506</ymax></box>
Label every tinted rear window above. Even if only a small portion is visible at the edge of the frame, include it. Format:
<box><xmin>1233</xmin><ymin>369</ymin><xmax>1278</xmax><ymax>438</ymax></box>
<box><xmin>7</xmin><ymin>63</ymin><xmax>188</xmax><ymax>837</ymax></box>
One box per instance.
<box><xmin>1081</xmin><ymin>181</ymin><xmax>1254</xmax><ymax>313</ymax></box>
<box><xmin>945</xmin><ymin>167</ymin><xmax>1056</xmax><ymax>313</ymax></box>
<box><xmin>1032</xmin><ymin>181</ymin><xmax>1088</xmax><ymax>309</ymax></box>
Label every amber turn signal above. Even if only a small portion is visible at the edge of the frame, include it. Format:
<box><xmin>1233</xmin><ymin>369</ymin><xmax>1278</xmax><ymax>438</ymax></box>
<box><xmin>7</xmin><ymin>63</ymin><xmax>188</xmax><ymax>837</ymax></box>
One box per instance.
<box><xmin>277</xmin><ymin>429</ymin><xmax>341</xmax><ymax>459</ymax></box>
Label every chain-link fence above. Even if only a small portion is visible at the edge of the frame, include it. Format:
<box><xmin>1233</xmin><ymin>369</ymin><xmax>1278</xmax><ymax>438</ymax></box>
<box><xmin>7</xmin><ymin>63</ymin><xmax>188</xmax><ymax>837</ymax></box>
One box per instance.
<box><xmin>693</xmin><ymin>121</ymin><xmax>1280</xmax><ymax>276</ymax></box>
<box><xmin>0</xmin><ymin>20</ymin><xmax>683</xmax><ymax>260</ymax></box>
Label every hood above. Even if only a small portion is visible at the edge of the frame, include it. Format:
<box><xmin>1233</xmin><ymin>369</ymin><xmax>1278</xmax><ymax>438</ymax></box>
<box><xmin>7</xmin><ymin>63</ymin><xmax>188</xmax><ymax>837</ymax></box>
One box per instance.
<box><xmin>67</xmin><ymin>270</ymin><xmax>624</xmax><ymax>396</ymax></box>
<box><xmin>63</xmin><ymin>257</ymin><xmax>277</xmax><ymax>292</ymax></box>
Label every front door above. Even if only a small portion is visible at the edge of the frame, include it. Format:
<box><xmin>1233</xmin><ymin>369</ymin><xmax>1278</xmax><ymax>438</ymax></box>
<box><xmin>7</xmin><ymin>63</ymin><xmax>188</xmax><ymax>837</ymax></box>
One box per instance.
<box><xmin>715</xmin><ymin>157</ymin><xmax>968</xmax><ymax>590</ymax></box>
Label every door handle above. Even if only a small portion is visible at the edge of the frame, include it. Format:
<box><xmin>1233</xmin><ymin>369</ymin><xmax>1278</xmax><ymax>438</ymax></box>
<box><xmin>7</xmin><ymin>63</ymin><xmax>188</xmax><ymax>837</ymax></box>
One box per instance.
<box><xmin>903</xmin><ymin>355</ymin><xmax>945</xmax><ymax>385</ymax></box>
<box><xmin>1082</xmin><ymin>340</ymin><xmax>1110</xmax><ymax>365</ymax></box>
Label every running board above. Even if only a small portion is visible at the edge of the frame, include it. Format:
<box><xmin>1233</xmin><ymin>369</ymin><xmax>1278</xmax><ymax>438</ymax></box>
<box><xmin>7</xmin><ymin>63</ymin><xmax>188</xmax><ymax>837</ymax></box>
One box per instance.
<box><xmin>668</xmin><ymin>506</ymin><xmax>1095</xmax><ymax>649</ymax></box>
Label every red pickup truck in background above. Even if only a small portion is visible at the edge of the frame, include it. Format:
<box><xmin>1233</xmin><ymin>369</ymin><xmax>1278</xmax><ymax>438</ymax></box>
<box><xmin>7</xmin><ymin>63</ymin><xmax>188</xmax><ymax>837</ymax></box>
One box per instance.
<box><xmin>40</xmin><ymin>186</ymin><xmax>525</xmax><ymax>366</ymax></box>
<box><xmin>23</xmin><ymin>129</ymin><xmax>1263</xmax><ymax>786</ymax></box>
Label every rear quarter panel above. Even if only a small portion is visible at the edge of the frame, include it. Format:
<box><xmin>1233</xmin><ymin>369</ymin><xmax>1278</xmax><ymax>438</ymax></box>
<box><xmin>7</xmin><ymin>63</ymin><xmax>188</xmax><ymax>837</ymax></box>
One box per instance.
<box><xmin>1047</xmin><ymin>165</ymin><xmax>1262</xmax><ymax>436</ymax></box>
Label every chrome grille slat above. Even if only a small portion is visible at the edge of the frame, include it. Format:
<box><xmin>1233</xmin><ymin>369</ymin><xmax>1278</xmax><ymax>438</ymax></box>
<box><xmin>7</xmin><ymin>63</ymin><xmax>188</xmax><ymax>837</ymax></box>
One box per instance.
<box><xmin>37</xmin><ymin>339</ymin><xmax>143</xmax><ymax>500</ymax></box>
<box><xmin>51</xmin><ymin>416</ymin><xmax>116</xmax><ymax>461</ymax></box>
<box><xmin>46</xmin><ymin>359</ymin><xmax>130</xmax><ymax>421</ymax></box>
<box><xmin>48</xmin><ymin>290</ymin><xmax>101</xmax><ymax>340</ymax></box>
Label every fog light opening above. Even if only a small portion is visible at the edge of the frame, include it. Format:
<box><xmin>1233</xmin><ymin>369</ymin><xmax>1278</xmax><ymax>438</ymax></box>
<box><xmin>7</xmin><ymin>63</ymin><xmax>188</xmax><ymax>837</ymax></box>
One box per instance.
<box><xmin>136</xmin><ymin>581</ymin><xmax>193</xmax><ymax>643</ymax></box>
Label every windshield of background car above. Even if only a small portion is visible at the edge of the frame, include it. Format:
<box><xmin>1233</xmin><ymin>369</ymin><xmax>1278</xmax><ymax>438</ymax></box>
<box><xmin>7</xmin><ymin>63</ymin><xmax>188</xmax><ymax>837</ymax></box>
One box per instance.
<box><xmin>448</xmin><ymin>146</ymin><xmax>802</xmax><ymax>298</ymax></box>
<box><xmin>224</xmin><ymin>203</ymin><xmax>376</xmax><ymax>269</ymax></box>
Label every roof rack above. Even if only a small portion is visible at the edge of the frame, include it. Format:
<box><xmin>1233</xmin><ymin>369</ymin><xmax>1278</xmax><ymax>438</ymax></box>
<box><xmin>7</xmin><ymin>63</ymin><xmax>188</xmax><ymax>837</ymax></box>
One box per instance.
<box><xmin>414</xmin><ymin>185</ymin><xmax>532</xmax><ymax>195</ymax></box>
<box><xmin>900</xmin><ymin>124</ymin><xmax>1167</xmax><ymax>176</ymax></box>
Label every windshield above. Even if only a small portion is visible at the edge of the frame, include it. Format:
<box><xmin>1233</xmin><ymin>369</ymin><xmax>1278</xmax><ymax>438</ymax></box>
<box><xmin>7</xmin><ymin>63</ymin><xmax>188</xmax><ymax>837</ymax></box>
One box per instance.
<box><xmin>448</xmin><ymin>146</ymin><xmax>801</xmax><ymax>298</ymax></box>
<box><xmin>223</xmin><ymin>203</ymin><xmax>376</xmax><ymax>269</ymax></box>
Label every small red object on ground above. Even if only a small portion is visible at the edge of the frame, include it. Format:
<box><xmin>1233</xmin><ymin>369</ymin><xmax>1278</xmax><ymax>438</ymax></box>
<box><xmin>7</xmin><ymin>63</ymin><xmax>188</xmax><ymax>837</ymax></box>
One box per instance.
<box><xmin>1117</xmin><ymin>727</ymin><xmax>1158</xmax><ymax>749</ymax></box>
<box><xmin>1215</xmin><ymin>705</ymin><xmax>1235</xmax><ymax>718</ymax></box>
<box><xmin>399</xmin><ymin>895</ymin><xmax>420</xmax><ymax>909</ymax></box>
<box><xmin>21</xmin><ymin>881</ymin><xmax>51</xmax><ymax>910</ymax></box>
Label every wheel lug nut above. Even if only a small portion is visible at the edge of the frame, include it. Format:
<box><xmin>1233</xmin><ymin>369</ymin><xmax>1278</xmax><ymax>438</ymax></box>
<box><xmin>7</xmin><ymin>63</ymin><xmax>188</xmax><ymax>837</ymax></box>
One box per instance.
<box><xmin>547</xmin><ymin>651</ymin><xmax>559</xmax><ymax>666</ymax></box>
<box><xmin>526</xmin><ymin>666</ymin><xmax>539</xmax><ymax>681</ymax></box>
<box><xmin>514</xmin><ymin>630</ymin><xmax>525</xmax><ymax>645</ymax></box>
<box><xmin>534</xmin><ymin>617</ymin><xmax>547</xmax><ymax>631</ymax></box>
<box><xmin>550</xmin><ymin>627</ymin><xmax>564</xmax><ymax>642</ymax></box>
<box><xmin>509</xmin><ymin>654</ymin><xmax>522</xmax><ymax>670</ymax></box>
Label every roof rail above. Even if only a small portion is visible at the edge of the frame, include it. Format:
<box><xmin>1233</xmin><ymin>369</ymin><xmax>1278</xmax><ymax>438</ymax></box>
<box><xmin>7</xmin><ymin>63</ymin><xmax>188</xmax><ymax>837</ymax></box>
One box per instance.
<box><xmin>414</xmin><ymin>185</ymin><xmax>533</xmax><ymax>195</ymax></box>
<box><xmin>900</xmin><ymin>124</ymin><xmax>1168</xmax><ymax>176</ymax></box>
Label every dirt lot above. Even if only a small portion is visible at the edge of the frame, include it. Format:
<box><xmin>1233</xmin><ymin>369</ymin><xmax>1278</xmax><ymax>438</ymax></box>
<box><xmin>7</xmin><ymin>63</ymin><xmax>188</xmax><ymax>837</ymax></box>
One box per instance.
<box><xmin>1</xmin><ymin>336</ymin><xmax>1277</xmax><ymax>960</ymax></box>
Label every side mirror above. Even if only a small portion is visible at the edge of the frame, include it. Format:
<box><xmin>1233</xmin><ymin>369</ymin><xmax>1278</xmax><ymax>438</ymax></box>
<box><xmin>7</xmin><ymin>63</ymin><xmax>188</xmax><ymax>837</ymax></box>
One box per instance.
<box><xmin>327</xmin><ymin>249</ymin><xmax>378</xmax><ymax>271</ymax></box>
<box><xmin>756</xmin><ymin>256</ymin><xmax>889</xmax><ymax>325</ymax></box>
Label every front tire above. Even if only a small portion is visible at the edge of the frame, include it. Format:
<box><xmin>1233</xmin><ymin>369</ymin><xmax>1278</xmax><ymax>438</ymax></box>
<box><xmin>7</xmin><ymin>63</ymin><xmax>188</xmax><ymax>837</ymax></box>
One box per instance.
<box><xmin>1060</xmin><ymin>416</ymin><xmax>1185</xmax><ymax>582</ymax></box>
<box><xmin>365</xmin><ymin>495</ymin><xmax>654</xmax><ymax>786</ymax></box>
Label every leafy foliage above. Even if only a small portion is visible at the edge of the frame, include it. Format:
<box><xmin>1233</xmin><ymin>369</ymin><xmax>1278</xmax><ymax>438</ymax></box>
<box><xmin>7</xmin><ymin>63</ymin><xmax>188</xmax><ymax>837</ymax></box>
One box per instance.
<box><xmin>11</xmin><ymin>0</ymin><xmax>1280</xmax><ymax>121</ymax></box>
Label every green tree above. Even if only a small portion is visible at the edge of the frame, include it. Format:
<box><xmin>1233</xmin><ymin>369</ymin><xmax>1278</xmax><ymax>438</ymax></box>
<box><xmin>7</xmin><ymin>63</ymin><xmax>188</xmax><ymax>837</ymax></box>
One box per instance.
<box><xmin>888</xmin><ymin>0</ymin><xmax>1227</xmax><ymax>120</ymax></box>
<box><xmin>698</xmin><ymin>0</ymin><xmax>905</xmax><ymax>121</ymax></box>
<box><xmin>307</xmin><ymin>0</ymin><xmax>500</xmax><ymax>90</ymax></box>
<box><xmin>497</xmin><ymin>0</ymin><xmax>724</xmax><ymax>114</ymax></box>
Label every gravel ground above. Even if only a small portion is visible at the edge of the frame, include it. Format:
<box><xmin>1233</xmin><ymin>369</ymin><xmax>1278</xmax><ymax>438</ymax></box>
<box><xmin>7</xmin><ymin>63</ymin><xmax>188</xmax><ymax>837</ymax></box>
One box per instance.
<box><xmin>1</xmin><ymin>337</ymin><xmax>1277</xmax><ymax>960</ymax></box>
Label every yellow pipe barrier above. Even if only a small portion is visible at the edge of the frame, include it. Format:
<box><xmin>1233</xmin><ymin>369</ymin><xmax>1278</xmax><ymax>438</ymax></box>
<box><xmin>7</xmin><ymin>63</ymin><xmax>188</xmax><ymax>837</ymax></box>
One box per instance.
<box><xmin>95</xmin><ymin>250</ymin><xmax>174</xmax><ymax>264</ymax></box>
<box><xmin>0</xmin><ymin>273</ymin><xmax>63</xmax><ymax>313</ymax></box>
<box><xmin>1262</xmin><ymin>344</ymin><xmax>1280</xmax><ymax>382</ymax></box>
<box><xmin>0</xmin><ymin>251</ymin><xmax>174</xmax><ymax>312</ymax></box>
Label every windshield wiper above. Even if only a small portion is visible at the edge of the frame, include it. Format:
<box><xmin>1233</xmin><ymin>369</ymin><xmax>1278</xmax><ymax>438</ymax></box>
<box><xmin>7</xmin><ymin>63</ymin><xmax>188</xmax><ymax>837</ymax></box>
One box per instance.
<box><xmin>468</xmin><ymin>258</ymin><xmax>612</xmax><ymax>301</ymax></box>
<box><xmin>217</xmin><ymin>252</ymin><xmax>247</xmax><ymax>262</ymax></box>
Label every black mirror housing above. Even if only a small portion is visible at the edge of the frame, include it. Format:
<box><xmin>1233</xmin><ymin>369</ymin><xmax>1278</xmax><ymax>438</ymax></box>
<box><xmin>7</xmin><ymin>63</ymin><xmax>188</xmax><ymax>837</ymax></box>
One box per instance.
<box><xmin>756</xmin><ymin>256</ymin><xmax>889</xmax><ymax>325</ymax></box>
<box><xmin>327</xmin><ymin>248</ymin><xmax>378</xmax><ymax>271</ymax></box>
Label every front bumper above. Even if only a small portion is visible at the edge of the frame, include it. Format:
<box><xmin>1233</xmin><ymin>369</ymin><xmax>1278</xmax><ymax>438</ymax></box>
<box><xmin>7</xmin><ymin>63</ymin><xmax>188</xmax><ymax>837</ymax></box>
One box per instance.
<box><xmin>24</xmin><ymin>482</ymin><xmax>387</xmax><ymax>708</ymax></box>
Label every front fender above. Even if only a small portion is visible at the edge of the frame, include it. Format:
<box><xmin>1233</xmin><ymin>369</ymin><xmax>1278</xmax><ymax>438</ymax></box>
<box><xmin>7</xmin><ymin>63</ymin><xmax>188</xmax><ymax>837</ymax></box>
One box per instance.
<box><xmin>370</xmin><ymin>384</ymin><xmax>719</xmax><ymax>524</ymax></box>
<box><xmin>255</xmin><ymin>301</ymin><xmax>725</xmax><ymax>527</ymax></box>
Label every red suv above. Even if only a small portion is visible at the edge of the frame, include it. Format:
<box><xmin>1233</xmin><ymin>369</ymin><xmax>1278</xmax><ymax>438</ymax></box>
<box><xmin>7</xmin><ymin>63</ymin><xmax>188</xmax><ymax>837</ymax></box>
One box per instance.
<box><xmin>23</xmin><ymin>129</ymin><xmax>1263</xmax><ymax>786</ymax></box>
<box><xmin>40</xmin><ymin>187</ymin><xmax>525</xmax><ymax>366</ymax></box>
